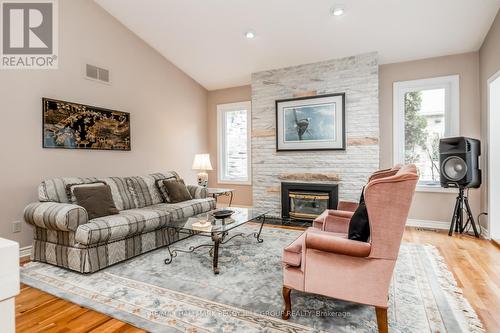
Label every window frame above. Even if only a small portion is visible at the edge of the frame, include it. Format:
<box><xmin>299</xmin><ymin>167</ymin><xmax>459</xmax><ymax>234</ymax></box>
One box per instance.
<box><xmin>393</xmin><ymin>75</ymin><xmax>460</xmax><ymax>190</ymax></box>
<box><xmin>217</xmin><ymin>101</ymin><xmax>252</xmax><ymax>185</ymax></box>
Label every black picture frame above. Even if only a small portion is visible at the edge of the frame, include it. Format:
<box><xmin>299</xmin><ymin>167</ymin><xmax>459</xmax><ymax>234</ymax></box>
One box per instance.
<box><xmin>42</xmin><ymin>97</ymin><xmax>131</xmax><ymax>151</ymax></box>
<box><xmin>275</xmin><ymin>93</ymin><xmax>346</xmax><ymax>151</ymax></box>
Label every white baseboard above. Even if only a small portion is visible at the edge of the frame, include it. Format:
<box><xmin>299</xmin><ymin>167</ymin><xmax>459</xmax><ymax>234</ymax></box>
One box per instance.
<box><xmin>407</xmin><ymin>219</ymin><xmax>490</xmax><ymax>239</ymax></box>
<box><xmin>480</xmin><ymin>227</ymin><xmax>490</xmax><ymax>239</ymax></box>
<box><xmin>406</xmin><ymin>218</ymin><xmax>450</xmax><ymax>230</ymax></box>
<box><xmin>19</xmin><ymin>245</ymin><xmax>32</xmax><ymax>259</ymax></box>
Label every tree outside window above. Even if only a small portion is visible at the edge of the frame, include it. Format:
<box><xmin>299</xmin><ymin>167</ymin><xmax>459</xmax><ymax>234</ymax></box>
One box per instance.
<box><xmin>404</xmin><ymin>89</ymin><xmax>445</xmax><ymax>183</ymax></box>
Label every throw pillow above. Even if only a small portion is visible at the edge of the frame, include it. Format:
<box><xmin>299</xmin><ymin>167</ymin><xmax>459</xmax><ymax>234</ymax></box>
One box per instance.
<box><xmin>348</xmin><ymin>188</ymin><xmax>370</xmax><ymax>242</ymax></box>
<box><xmin>155</xmin><ymin>176</ymin><xmax>177</xmax><ymax>202</ymax></box>
<box><xmin>73</xmin><ymin>185</ymin><xmax>119</xmax><ymax>220</ymax></box>
<box><xmin>162</xmin><ymin>179</ymin><xmax>192</xmax><ymax>203</ymax></box>
<box><xmin>66</xmin><ymin>181</ymin><xmax>107</xmax><ymax>203</ymax></box>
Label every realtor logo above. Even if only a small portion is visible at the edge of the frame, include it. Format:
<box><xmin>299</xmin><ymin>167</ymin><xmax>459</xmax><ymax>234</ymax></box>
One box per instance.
<box><xmin>1</xmin><ymin>0</ymin><xmax>58</xmax><ymax>69</ymax></box>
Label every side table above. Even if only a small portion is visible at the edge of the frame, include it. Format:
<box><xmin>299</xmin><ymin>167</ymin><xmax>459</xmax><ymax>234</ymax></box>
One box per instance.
<box><xmin>207</xmin><ymin>188</ymin><xmax>235</xmax><ymax>207</ymax></box>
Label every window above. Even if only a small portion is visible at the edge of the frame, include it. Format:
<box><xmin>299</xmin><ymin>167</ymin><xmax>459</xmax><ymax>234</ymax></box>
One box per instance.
<box><xmin>217</xmin><ymin>101</ymin><xmax>251</xmax><ymax>184</ymax></box>
<box><xmin>393</xmin><ymin>75</ymin><xmax>459</xmax><ymax>187</ymax></box>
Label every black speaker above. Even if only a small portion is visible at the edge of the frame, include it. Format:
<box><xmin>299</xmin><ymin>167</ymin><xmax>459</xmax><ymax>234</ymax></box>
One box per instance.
<box><xmin>439</xmin><ymin>137</ymin><xmax>481</xmax><ymax>188</ymax></box>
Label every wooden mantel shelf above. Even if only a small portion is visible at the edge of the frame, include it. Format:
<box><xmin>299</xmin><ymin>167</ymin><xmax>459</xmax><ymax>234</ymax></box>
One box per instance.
<box><xmin>278</xmin><ymin>173</ymin><xmax>340</xmax><ymax>182</ymax></box>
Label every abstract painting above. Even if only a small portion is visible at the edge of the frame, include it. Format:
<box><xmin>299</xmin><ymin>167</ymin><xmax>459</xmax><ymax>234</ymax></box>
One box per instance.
<box><xmin>43</xmin><ymin>98</ymin><xmax>130</xmax><ymax>150</ymax></box>
<box><xmin>275</xmin><ymin>93</ymin><xmax>345</xmax><ymax>151</ymax></box>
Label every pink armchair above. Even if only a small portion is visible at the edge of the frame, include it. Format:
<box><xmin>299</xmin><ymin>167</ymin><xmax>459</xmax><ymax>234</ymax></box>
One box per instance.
<box><xmin>282</xmin><ymin>164</ymin><xmax>418</xmax><ymax>333</ymax></box>
<box><xmin>312</xmin><ymin>164</ymin><xmax>403</xmax><ymax>230</ymax></box>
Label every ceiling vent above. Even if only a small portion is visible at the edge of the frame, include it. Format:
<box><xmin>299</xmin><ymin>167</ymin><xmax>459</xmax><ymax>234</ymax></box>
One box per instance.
<box><xmin>85</xmin><ymin>64</ymin><xmax>110</xmax><ymax>84</ymax></box>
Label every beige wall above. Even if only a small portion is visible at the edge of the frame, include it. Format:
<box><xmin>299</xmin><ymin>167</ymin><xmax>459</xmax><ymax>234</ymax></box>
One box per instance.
<box><xmin>3</xmin><ymin>1</ymin><xmax>497</xmax><ymax>248</ymax></box>
<box><xmin>379</xmin><ymin>52</ymin><xmax>482</xmax><ymax>222</ymax></box>
<box><xmin>203</xmin><ymin>10</ymin><xmax>497</xmax><ymax>230</ymax></box>
<box><xmin>479</xmin><ymin>10</ymin><xmax>500</xmax><ymax>233</ymax></box>
<box><xmin>207</xmin><ymin>85</ymin><xmax>252</xmax><ymax>206</ymax></box>
<box><xmin>0</xmin><ymin>0</ymin><xmax>208</xmax><ymax>247</ymax></box>
<box><xmin>208</xmin><ymin>53</ymin><xmax>484</xmax><ymax>223</ymax></box>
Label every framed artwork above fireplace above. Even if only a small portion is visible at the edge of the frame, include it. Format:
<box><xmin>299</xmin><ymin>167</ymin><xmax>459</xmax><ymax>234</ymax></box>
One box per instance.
<box><xmin>275</xmin><ymin>93</ymin><xmax>346</xmax><ymax>151</ymax></box>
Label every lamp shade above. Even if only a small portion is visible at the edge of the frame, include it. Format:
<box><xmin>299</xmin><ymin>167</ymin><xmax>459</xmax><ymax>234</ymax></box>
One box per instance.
<box><xmin>192</xmin><ymin>153</ymin><xmax>213</xmax><ymax>171</ymax></box>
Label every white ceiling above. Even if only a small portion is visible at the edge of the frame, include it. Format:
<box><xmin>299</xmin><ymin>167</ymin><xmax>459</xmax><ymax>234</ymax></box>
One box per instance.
<box><xmin>94</xmin><ymin>0</ymin><xmax>500</xmax><ymax>90</ymax></box>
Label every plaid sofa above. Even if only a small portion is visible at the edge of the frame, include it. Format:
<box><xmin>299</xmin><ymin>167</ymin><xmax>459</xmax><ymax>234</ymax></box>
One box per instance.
<box><xmin>23</xmin><ymin>172</ymin><xmax>216</xmax><ymax>273</ymax></box>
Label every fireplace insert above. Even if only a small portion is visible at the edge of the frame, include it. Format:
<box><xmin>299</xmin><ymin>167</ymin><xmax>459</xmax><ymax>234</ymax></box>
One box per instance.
<box><xmin>281</xmin><ymin>182</ymin><xmax>338</xmax><ymax>221</ymax></box>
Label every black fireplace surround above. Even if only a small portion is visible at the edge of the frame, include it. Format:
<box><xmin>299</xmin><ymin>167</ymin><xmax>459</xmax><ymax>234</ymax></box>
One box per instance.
<box><xmin>281</xmin><ymin>182</ymin><xmax>339</xmax><ymax>220</ymax></box>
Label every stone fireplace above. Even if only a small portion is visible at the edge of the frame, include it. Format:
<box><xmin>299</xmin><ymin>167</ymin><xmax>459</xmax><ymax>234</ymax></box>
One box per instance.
<box><xmin>281</xmin><ymin>182</ymin><xmax>338</xmax><ymax>220</ymax></box>
<box><xmin>251</xmin><ymin>52</ymin><xmax>379</xmax><ymax>217</ymax></box>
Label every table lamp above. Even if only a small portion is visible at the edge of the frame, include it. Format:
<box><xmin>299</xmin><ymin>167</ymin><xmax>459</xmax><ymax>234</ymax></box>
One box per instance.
<box><xmin>192</xmin><ymin>153</ymin><xmax>213</xmax><ymax>187</ymax></box>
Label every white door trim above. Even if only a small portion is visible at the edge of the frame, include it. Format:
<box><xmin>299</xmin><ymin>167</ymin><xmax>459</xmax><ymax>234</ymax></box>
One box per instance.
<box><xmin>486</xmin><ymin>70</ymin><xmax>500</xmax><ymax>239</ymax></box>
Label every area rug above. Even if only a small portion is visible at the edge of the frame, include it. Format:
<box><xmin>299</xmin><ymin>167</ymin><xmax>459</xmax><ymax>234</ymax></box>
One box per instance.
<box><xmin>21</xmin><ymin>225</ymin><xmax>484</xmax><ymax>332</ymax></box>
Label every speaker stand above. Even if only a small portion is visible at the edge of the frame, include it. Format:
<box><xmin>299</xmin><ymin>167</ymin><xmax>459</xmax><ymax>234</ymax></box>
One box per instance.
<box><xmin>448</xmin><ymin>187</ymin><xmax>480</xmax><ymax>238</ymax></box>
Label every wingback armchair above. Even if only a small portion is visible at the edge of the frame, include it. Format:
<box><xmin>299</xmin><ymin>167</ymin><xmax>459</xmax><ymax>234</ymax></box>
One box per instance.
<box><xmin>312</xmin><ymin>164</ymin><xmax>403</xmax><ymax>230</ymax></box>
<box><xmin>281</xmin><ymin>164</ymin><xmax>418</xmax><ymax>333</ymax></box>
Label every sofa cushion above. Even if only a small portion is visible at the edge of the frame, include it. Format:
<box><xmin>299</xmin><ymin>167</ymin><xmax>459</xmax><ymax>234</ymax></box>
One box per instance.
<box><xmin>162</xmin><ymin>179</ymin><xmax>192</xmax><ymax>203</ymax></box>
<box><xmin>99</xmin><ymin>177</ymin><xmax>136</xmax><ymax>211</ymax></box>
<box><xmin>127</xmin><ymin>176</ymin><xmax>163</xmax><ymax>208</ymax></box>
<box><xmin>66</xmin><ymin>181</ymin><xmax>107</xmax><ymax>204</ymax></box>
<box><xmin>75</xmin><ymin>198</ymin><xmax>216</xmax><ymax>245</ymax></box>
<box><xmin>39</xmin><ymin>177</ymin><xmax>100</xmax><ymax>203</ymax></box>
<box><xmin>148</xmin><ymin>198</ymin><xmax>216</xmax><ymax>220</ymax></box>
<box><xmin>39</xmin><ymin>176</ymin><xmax>137</xmax><ymax>210</ymax></box>
<box><xmin>283</xmin><ymin>228</ymin><xmax>346</xmax><ymax>267</ymax></box>
<box><xmin>73</xmin><ymin>185</ymin><xmax>119</xmax><ymax>220</ymax></box>
<box><xmin>75</xmin><ymin>207</ymin><xmax>169</xmax><ymax>245</ymax></box>
<box><xmin>37</xmin><ymin>172</ymin><xmax>181</xmax><ymax>209</ymax></box>
<box><xmin>155</xmin><ymin>176</ymin><xmax>179</xmax><ymax>202</ymax></box>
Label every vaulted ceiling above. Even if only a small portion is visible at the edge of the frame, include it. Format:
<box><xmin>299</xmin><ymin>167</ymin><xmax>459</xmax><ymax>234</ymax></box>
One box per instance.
<box><xmin>95</xmin><ymin>0</ymin><xmax>500</xmax><ymax>90</ymax></box>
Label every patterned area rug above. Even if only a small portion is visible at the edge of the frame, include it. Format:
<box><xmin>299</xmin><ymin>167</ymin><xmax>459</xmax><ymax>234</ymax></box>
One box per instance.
<box><xmin>21</xmin><ymin>225</ymin><xmax>484</xmax><ymax>332</ymax></box>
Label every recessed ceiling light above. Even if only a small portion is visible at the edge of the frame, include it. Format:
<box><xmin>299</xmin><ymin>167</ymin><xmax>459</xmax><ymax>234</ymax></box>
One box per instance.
<box><xmin>245</xmin><ymin>31</ymin><xmax>256</xmax><ymax>39</ymax></box>
<box><xmin>331</xmin><ymin>6</ymin><xmax>345</xmax><ymax>16</ymax></box>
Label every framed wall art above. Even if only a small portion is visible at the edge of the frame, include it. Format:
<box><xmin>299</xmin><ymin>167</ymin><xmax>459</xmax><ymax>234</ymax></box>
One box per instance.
<box><xmin>42</xmin><ymin>97</ymin><xmax>131</xmax><ymax>151</ymax></box>
<box><xmin>275</xmin><ymin>93</ymin><xmax>345</xmax><ymax>151</ymax></box>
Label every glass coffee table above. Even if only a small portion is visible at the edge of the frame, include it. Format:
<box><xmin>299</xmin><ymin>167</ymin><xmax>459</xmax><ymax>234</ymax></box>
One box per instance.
<box><xmin>163</xmin><ymin>207</ymin><xmax>269</xmax><ymax>274</ymax></box>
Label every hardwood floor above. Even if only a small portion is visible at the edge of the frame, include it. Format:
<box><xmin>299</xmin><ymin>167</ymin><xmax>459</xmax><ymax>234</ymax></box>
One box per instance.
<box><xmin>403</xmin><ymin>228</ymin><xmax>500</xmax><ymax>333</ymax></box>
<box><xmin>16</xmin><ymin>284</ymin><xmax>146</xmax><ymax>333</ymax></box>
<box><xmin>16</xmin><ymin>227</ymin><xmax>500</xmax><ymax>332</ymax></box>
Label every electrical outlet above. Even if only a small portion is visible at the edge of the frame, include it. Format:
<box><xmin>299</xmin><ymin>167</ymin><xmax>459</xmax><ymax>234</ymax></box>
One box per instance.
<box><xmin>12</xmin><ymin>221</ymin><xmax>21</xmax><ymax>233</ymax></box>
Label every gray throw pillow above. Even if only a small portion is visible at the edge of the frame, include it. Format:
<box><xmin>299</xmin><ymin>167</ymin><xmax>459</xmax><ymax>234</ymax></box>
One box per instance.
<box><xmin>155</xmin><ymin>176</ymin><xmax>177</xmax><ymax>202</ymax></box>
<box><xmin>66</xmin><ymin>181</ymin><xmax>107</xmax><ymax>204</ymax></box>
<box><xmin>163</xmin><ymin>179</ymin><xmax>192</xmax><ymax>203</ymax></box>
<box><xmin>73</xmin><ymin>185</ymin><xmax>119</xmax><ymax>220</ymax></box>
